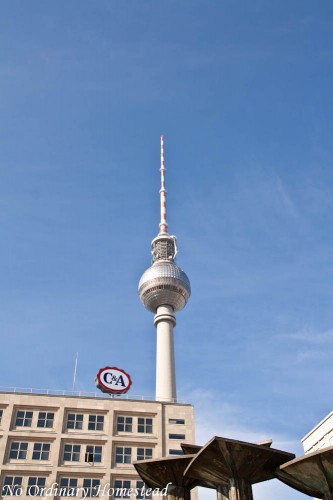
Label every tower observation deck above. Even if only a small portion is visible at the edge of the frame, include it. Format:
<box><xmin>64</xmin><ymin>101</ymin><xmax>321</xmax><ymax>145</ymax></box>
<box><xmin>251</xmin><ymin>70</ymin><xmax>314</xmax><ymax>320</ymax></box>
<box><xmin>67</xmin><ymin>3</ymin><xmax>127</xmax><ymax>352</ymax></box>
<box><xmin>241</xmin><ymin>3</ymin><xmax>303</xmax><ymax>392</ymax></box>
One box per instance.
<box><xmin>138</xmin><ymin>136</ymin><xmax>191</xmax><ymax>402</ymax></box>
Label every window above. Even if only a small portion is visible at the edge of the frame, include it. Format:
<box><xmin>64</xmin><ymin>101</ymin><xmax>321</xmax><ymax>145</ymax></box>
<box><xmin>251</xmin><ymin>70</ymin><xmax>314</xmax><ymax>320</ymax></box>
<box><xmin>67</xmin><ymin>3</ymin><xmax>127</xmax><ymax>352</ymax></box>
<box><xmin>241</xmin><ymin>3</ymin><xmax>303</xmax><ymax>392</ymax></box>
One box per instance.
<box><xmin>114</xmin><ymin>480</ymin><xmax>131</xmax><ymax>498</ymax></box>
<box><xmin>169</xmin><ymin>419</ymin><xmax>185</xmax><ymax>425</ymax></box>
<box><xmin>88</xmin><ymin>415</ymin><xmax>104</xmax><ymax>431</ymax></box>
<box><xmin>169</xmin><ymin>434</ymin><xmax>185</xmax><ymax>440</ymax></box>
<box><xmin>15</xmin><ymin>410</ymin><xmax>33</xmax><ymax>427</ymax></box>
<box><xmin>115</xmin><ymin>446</ymin><xmax>132</xmax><ymax>464</ymax></box>
<box><xmin>85</xmin><ymin>445</ymin><xmax>102</xmax><ymax>463</ymax></box>
<box><xmin>137</xmin><ymin>448</ymin><xmax>153</xmax><ymax>461</ymax></box>
<box><xmin>136</xmin><ymin>481</ymin><xmax>152</xmax><ymax>499</ymax></box>
<box><xmin>82</xmin><ymin>479</ymin><xmax>100</xmax><ymax>498</ymax></box>
<box><xmin>138</xmin><ymin>418</ymin><xmax>152</xmax><ymax>434</ymax></box>
<box><xmin>63</xmin><ymin>444</ymin><xmax>81</xmax><ymax>462</ymax></box>
<box><xmin>27</xmin><ymin>477</ymin><xmax>46</xmax><ymax>497</ymax></box>
<box><xmin>32</xmin><ymin>443</ymin><xmax>50</xmax><ymax>460</ymax></box>
<box><xmin>9</xmin><ymin>442</ymin><xmax>28</xmax><ymax>459</ymax></box>
<box><xmin>0</xmin><ymin>409</ymin><xmax>3</xmax><ymax>425</ymax></box>
<box><xmin>37</xmin><ymin>412</ymin><xmax>54</xmax><ymax>428</ymax></box>
<box><xmin>66</xmin><ymin>413</ymin><xmax>83</xmax><ymax>430</ymax></box>
<box><xmin>2</xmin><ymin>477</ymin><xmax>23</xmax><ymax>496</ymax></box>
<box><xmin>169</xmin><ymin>449</ymin><xmax>184</xmax><ymax>456</ymax></box>
<box><xmin>59</xmin><ymin>478</ymin><xmax>78</xmax><ymax>497</ymax></box>
<box><xmin>117</xmin><ymin>416</ymin><xmax>132</xmax><ymax>432</ymax></box>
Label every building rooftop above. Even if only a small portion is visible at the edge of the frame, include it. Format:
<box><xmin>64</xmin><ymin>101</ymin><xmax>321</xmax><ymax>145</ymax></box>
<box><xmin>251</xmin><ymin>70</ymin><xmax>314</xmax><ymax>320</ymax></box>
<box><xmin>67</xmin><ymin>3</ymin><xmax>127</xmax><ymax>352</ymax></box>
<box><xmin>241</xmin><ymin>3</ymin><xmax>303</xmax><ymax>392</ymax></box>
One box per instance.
<box><xmin>0</xmin><ymin>386</ymin><xmax>191</xmax><ymax>405</ymax></box>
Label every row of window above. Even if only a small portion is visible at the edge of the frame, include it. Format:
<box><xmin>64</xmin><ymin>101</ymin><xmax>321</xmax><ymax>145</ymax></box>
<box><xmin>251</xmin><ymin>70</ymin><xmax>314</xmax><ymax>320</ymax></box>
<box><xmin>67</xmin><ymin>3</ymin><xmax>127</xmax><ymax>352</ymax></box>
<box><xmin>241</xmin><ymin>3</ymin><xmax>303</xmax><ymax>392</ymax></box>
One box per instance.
<box><xmin>2</xmin><ymin>477</ymin><xmax>46</xmax><ymax>498</ymax></box>
<box><xmin>7</xmin><ymin>442</ymin><xmax>156</xmax><ymax>464</ymax></box>
<box><xmin>9</xmin><ymin>442</ymin><xmax>50</xmax><ymax>460</ymax></box>
<box><xmin>117</xmin><ymin>417</ymin><xmax>152</xmax><ymax>434</ymax></box>
<box><xmin>62</xmin><ymin>445</ymin><xmax>153</xmax><ymax>464</ymax></box>
<box><xmin>64</xmin><ymin>444</ymin><xmax>103</xmax><ymax>463</ymax></box>
<box><xmin>12</xmin><ymin>410</ymin><xmax>104</xmax><ymax>431</ymax></box>
<box><xmin>168</xmin><ymin>419</ymin><xmax>185</xmax><ymax>425</ymax></box>
<box><xmin>6</xmin><ymin>410</ymin><xmax>156</xmax><ymax>434</ymax></box>
<box><xmin>15</xmin><ymin>411</ymin><xmax>55</xmax><ymax>428</ymax></box>
<box><xmin>115</xmin><ymin>447</ymin><xmax>152</xmax><ymax>464</ymax></box>
<box><xmin>67</xmin><ymin>413</ymin><xmax>104</xmax><ymax>431</ymax></box>
<box><xmin>113</xmin><ymin>480</ymin><xmax>152</xmax><ymax>499</ymax></box>
<box><xmin>1</xmin><ymin>477</ymin><xmax>152</xmax><ymax>498</ymax></box>
<box><xmin>0</xmin><ymin>408</ymin><xmax>185</xmax><ymax>431</ymax></box>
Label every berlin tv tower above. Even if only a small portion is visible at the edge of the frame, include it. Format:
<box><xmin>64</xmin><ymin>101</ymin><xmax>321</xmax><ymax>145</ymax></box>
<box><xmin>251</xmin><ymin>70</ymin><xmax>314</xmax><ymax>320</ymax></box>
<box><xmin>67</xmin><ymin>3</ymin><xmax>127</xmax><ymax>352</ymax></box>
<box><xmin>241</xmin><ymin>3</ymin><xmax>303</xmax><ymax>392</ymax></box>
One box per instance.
<box><xmin>138</xmin><ymin>136</ymin><xmax>191</xmax><ymax>402</ymax></box>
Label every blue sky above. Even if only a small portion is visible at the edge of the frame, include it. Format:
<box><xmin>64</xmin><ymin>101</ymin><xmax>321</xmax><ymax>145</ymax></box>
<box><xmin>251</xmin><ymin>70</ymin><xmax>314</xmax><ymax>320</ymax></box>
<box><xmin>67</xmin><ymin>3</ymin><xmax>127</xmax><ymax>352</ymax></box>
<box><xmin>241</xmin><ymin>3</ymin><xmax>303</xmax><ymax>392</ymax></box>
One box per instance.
<box><xmin>0</xmin><ymin>1</ymin><xmax>332</xmax><ymax>497</ymax></box>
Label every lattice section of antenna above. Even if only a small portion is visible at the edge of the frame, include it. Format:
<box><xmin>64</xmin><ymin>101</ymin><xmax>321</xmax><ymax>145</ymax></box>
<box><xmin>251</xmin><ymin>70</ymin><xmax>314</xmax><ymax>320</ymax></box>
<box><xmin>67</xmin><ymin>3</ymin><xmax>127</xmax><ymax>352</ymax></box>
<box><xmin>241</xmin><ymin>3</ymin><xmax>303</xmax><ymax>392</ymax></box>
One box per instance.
<box><xmin>152</xmin><ymin>237</ymin><xmax>177</xmax><ymax>263</ymax></box>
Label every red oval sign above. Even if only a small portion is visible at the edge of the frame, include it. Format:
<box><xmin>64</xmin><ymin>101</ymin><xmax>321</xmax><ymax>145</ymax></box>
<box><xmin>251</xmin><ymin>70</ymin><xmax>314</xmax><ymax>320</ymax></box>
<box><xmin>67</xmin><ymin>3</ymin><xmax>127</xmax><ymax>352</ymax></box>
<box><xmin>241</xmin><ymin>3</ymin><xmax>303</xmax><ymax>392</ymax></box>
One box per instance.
<box><xmin>95</xmin><ymin>366</ymin><xmax>132</xmax><ymax>394</ymax></box>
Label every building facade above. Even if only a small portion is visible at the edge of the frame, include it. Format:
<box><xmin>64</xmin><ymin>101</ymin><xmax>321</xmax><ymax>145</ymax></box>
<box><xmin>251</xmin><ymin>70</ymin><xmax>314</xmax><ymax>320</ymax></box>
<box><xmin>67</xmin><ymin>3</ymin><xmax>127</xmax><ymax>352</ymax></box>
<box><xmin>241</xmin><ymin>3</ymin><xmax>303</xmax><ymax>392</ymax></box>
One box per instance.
<box><xmin>301</xmin><ymin>411</ymin><xmax>333</xmax><ymax>500</ymax></box>
<box><xmin>302</xmin><ymin>411</ymin><xmax>333</xmax><ymax>454</ymax></box>
<box><xmin>0</xmin><ymin>390</ymin><xmax>195</xmax><ymax>498</ymax></box>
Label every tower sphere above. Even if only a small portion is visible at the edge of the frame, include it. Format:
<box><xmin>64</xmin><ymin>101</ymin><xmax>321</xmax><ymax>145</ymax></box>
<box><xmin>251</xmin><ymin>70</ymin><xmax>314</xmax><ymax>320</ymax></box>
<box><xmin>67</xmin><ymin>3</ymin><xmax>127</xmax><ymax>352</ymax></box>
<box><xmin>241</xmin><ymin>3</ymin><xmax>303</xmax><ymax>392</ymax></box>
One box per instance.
<box><xmin>138</xmin><ymin>260</ymin><xmax>191</xmax><ymax>313</ymax></box>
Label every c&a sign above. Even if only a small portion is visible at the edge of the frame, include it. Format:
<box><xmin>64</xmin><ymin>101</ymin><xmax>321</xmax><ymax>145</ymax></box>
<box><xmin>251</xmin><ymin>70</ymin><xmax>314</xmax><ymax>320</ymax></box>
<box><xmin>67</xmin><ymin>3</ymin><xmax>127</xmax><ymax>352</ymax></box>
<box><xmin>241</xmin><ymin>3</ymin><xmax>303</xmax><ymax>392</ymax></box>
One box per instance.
<box><xmin>95</xmin><ymin>366</ymin><xmax>132</xmax><ymax>395</ymax></box>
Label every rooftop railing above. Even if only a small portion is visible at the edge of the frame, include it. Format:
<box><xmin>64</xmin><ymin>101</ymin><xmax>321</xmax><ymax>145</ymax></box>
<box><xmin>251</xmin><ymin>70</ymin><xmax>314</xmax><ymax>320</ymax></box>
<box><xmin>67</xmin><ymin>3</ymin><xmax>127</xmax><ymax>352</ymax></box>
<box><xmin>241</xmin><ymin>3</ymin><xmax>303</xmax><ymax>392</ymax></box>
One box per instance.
<box><xmin>0</xmin><ymin>386</ymin><xmax>154</xmax><ymax>400</ymax></box>
<box><xmin>0</xmin><ymin>386</ymin><xmax>181</xmax><ymax>403</ymax></box>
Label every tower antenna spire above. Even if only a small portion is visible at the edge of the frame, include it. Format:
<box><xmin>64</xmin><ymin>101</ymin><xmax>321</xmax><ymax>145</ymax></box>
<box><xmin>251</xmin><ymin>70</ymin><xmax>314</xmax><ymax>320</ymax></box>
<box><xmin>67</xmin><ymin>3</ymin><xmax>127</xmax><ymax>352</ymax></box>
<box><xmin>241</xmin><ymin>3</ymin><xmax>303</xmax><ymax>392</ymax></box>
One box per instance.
<box><xmin>159</xmin><ymin>135</ymin><xmax>168</xmax><ymax>234</ymax></box>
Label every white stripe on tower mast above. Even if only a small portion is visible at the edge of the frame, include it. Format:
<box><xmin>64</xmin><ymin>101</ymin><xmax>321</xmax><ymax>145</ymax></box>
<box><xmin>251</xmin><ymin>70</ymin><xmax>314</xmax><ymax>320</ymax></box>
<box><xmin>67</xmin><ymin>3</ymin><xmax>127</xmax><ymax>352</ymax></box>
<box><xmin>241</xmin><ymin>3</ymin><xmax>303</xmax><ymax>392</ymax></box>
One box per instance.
<box><xmin>138</xmin><ymin>136</ymin><xmax>191</xmax><ymax>402</ymax></box>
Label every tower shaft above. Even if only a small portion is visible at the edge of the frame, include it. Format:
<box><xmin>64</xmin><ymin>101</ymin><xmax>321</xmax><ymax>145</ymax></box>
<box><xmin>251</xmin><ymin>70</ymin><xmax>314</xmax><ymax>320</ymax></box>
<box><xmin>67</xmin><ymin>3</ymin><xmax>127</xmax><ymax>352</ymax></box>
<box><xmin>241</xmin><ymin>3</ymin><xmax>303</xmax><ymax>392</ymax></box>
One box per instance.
<box><xmin>154</xmin><ymin>305</ymin><xmax>177</xmax><ymax>402</ymax></box>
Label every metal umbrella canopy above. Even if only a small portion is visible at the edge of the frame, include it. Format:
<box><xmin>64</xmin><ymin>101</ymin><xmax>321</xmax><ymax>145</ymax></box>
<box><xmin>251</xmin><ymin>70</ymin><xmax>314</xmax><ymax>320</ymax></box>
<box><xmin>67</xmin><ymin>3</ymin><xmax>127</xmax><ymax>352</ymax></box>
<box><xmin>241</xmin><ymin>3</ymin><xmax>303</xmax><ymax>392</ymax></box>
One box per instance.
<box><xmin>134</xmin><ymin>454</ymin><xmax>220</xmax><ymax>488</ymax></box>
<box><xmin>274</xmin><ymin>445</ymin><xmax>333</xmax><ymax>499</ymax></box>
<box><xmin>183</xmin><ymin>436</ymin><xmax>295</xmax><ymax>500</ymax></box>
<box><xmin>134</xmin><ymin>455</ymin><xmax>195</xmax><ymax>490</ymax></box>
<box><xmin>181</xmin><ymin>444</ymin><xmax>203</xmax><ymax>455</ymax></box>
<box><xmin>134</xmin><ymin>455</ymin><xmax>200</xmax><ymax>500</ymax></box>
